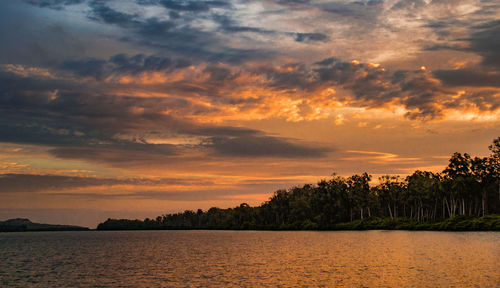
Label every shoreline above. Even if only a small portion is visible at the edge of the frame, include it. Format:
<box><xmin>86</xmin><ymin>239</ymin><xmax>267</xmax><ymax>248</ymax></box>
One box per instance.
<box><xmin>2</xmin><ymin>215</ymin><xmax>498</xmax><ymax>232</ymax></box>
<box><xmin>95</xmin><ymin>215</ymin><xmax>500</xmax><ymax>232</ymax></box>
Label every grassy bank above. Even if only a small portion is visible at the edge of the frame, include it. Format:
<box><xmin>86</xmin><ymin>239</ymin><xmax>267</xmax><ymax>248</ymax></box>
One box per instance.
<box><xmin>332</xmin><ymin>215</ymin><xmax>500</xmax><ymax>231</ymax></box>
<box><xmin>97</xmin><ymin>215</ymin><xmax>500</xmax><ymax>231</ymax></box>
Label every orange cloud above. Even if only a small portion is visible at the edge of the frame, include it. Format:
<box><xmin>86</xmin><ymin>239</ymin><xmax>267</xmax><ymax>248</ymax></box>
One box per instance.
<box><xmin>343</xmin><ymin>150</ymin><xmax>422</xmax><ymax>164</ymax></box>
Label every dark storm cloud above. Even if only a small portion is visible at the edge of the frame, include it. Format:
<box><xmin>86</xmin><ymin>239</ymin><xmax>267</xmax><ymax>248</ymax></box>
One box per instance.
<box><xmin>110</xmin><ymin>54</ymin><xmax>191</xmax><ymax>72</ymax></box>
<box><xmin>61</xmin><ymin>58</ymin><xmax>107</xmax><ymax>79</ymax></box>
<box><xmin>88</xmin><ymin>1</ymin><xmax>140</xmax><ymax>26</ymax></box>
<box><xmin>314</xmin><ymin>58</ymin><xmax>400</xmax><ymax>105</ymax></box>
<box><xmin>466</xmin><ymin>20</ymin><xmax>500</xmax><ymax>68</ymax></box>
<box><xmin>422</xmin><ymin>19</ymin><xmax>466</xmax><ymax>39</ymax></box>
<box><xmin>0</xmin><ymin>68</ymin><xmax>332</xmax><ymax>160</ymax></box>
<box><xmin>25</xmin><ymin>0</ymin><xmax>273</xmax><ymax>65</ymax></box>
<box><xmin>79</xmin><ymin>125</ymin><xmax>331</xmax><ymax>162</ymax></box>
<box><xmin>319</xmin><ymin>0</ymin><xmax>383</xmax><ymax>16</ymax></box>
<box><xmin>49</xmin><ymin>146</ymin><xmax>178</xmax><ymax>165</ymax></box>
<box><xmin>187</xmin><ymin>126</ymin><xmax>261</xmax><ymax>137</ymax></box>
<box><xmin>457</xmin><ymin>90</ymin><xmax>500</xmax><ymax>111</ymax></box>
<box><xmin>423</xmin><ymin>19</ymin><xmax>465</xmax><ymax>30</ymax></box>
<box><xmin>0</xmin><ymin>75</ymin><xmax>177</xmax><ymax>130</ymax></box>
<box><xmin>208</xmin><ymin>57</ymin><xmax>458</xmax><ymax>120</ymax></box>
<box><xmin>423</xmin><ymin>18</ymin><xmax>500</xmax><ymax>70</ymax></box>
<box><xmin>210</xmin><ymin>2</ymin><xmax>329</xmax><ymax>43</ymax></box>
<box><xmin>0</xmin><ymin>70</ymin><xmax>115</xmax><ymax>146</ymax></box>
<box><xmin>0</xmin><ymin>5</ymin><xmax>87</xmax><ymax>66</ymax></box>
<box><xmin>0</xmin><ymin>122</ymin><xmax>100</xmax><ymax>147</ymax></box>
<box><xmin>294</xmin><ymin>32</ymin><xmax>329</xmax><ymax>43</ymax></box>
<box><xmin>423</xmin><ymin>43</ymin><xmax>465</xmax><ymax>52</ymax></box>
<box><xmin>137</xmin><ymin>0</ymin><xmax>231</xmax><ymax>12</ymax></box>
<box><xmin>212</xmin><ymin>14</ymin><xmax>273</xmax><ymax>34</ymax></box>
<box><xmin>0</xmin><ymin>173</ymin><xmax>215</xmax><ymax>193</ymax></box>
<box><xmin>6</xmin><ymin>50</ymin><xmax>490</xmax><ymax>130</ymax></box>
<box><xmin>187</xmin><ymin>125</ymin><xmax>332</xmax><ymax>158</ymax></box>
<box><xmin>312</xmin><ymin>58</ymin><xmax>453</xmax><ymax>119</ymax></box>
<box><xmin>433</xmin><ymin>69</ymin><xmax>500</xmax><ymax>87</ymax></box>
<box><xmin>0</xmin><ymin>174</ymin><xmax>129</xmax><ymax>193</ymax></box>
<box><xmin>132</xmin><ymin>19</ymin><xmax>272</xmax><ymax>63</ymax></box>
<box><xmin>86</xmin><ymin>3</ymin><xmax>273</xmax><ymax>64</ymax></box>
<box><xmin>48</xmin><ymin>131</ymin><xmax>333</xmax><ymax>163</ymax></box>
<box><xmin>0</xmin><ymin>68</ymin><xmax>195</xmax><ymax>146</ymax></box>
<box><xmin>394</xmin><ymin>70</ymin><xmax>449</xmax><ymax>120</ymax></box>
<box><xmin>256</xmin><ymin>63</ymin><xmax>314</xmax><ymax>91</ymax></box>
<box><xmin>23</xmin><ymin>0</ymin><xmax>85</xmax><ymax>9</ymax></box>
<box><xmin>204</xmin><ymin>134</ymin><xmax>332</xmax><ymax>158</ymax></box>
<box><xmin>135</xmin><ymin>17</ymin><xmax>177</xmax><ymax>37</ymax></box>
<box><xmin>203</xmin><ymin>65</ymin><xmax>235</xmax><ymax>82</ymax></box>
<box><xmin>159</xmin><ymin>0</ymin><xmax>231</xmax><ymax>12</ymax></box>
<box><xmin>61</xmin><ymin>53</ymin><xmax>191</xmax><ymax>80</ymax></box>
<box><xmin>275</xmin><ymin>0</ymin><xmax>310</xmax><ymax>5</ymax></box>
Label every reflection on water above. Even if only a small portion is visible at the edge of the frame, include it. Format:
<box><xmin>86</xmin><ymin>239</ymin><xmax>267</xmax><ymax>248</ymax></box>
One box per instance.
<box><xmin>0</xmin><ymin>230</ymin><xmax>499</xmax><ymax>287</ymax></box>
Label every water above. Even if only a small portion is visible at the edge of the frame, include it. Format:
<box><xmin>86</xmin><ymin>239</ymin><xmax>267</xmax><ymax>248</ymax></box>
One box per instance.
<box><xmin>0</xmin><ymin>230</ymin><xmax>499</xmax><ymax>287</ymax></box>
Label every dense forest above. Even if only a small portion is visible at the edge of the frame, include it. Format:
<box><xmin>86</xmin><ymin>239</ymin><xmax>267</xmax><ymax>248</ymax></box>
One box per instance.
<box><xmin>98</xmin><ymin>137</ymin><xmax>500</xmax><ymax>231</ymax></box>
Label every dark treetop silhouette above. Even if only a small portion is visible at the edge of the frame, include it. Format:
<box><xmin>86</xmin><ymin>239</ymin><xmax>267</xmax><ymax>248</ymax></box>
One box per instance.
<box><xmin>98</xmin><ymin>137</ymin><xmax>500</xmax><ymax>231</ymax></box>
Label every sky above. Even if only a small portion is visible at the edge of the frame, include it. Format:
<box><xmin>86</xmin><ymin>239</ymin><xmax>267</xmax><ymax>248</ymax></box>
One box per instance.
<box><xmin>0</xmin><ymin>0</ymin><xmax>499</xmax><ymax>227</ymax></box>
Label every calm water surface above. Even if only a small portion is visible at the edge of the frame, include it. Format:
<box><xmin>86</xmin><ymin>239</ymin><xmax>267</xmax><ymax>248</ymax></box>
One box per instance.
<box><xmin>0</xmin><ymin>230</ymin><xmax>499</xmax><ymax>287</ymax></box>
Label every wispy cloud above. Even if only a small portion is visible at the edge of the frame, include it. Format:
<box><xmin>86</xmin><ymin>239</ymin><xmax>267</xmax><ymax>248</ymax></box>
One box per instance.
<box><xmin>343</xmin><ymin>150</ymin><xmax>422</xmax><ymax>164</ymax></box>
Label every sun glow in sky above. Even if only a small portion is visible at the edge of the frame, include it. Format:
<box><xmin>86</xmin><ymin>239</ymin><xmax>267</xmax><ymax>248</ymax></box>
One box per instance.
<box><xmin>0</xmin><ymin>0</ymin><xmax>499</xmax><ymax>227</ymax></box>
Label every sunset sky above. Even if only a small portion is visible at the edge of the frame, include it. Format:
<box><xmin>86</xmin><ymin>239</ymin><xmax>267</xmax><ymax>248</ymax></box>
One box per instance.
<box><xmin>0</xmin><ymin>0</ymin><xmax>498</xmax><ymax>227</ymax></box>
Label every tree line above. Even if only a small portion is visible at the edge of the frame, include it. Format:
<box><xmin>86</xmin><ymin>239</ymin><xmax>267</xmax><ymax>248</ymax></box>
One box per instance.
<box><xmin>98</xmin><ymin>137</ymin><xmax>500</xmax><ymax>230</ymax></box>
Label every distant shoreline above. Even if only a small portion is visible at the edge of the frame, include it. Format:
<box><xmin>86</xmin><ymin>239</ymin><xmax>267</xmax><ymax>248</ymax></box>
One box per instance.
<box><xmin>0</xmin><ymin>218</ymin><xmax>89</xmax><ymax>233</ymax></box>
<box><xmin>3</xmin><ymin>216</ymin><xmax>499</xmax><ymax>233</ymax></box>
<box><xmin>95</xmin><ymin>215</ymin><xmax>500</xmax><ymax>232</ymax></box>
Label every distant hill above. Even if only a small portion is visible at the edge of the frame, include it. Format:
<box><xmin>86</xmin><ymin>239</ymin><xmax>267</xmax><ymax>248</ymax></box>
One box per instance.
<box><xmin>0</xmin><ymin>218</ymin><xmax>89</xmax><ymax>232</ymax></box>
